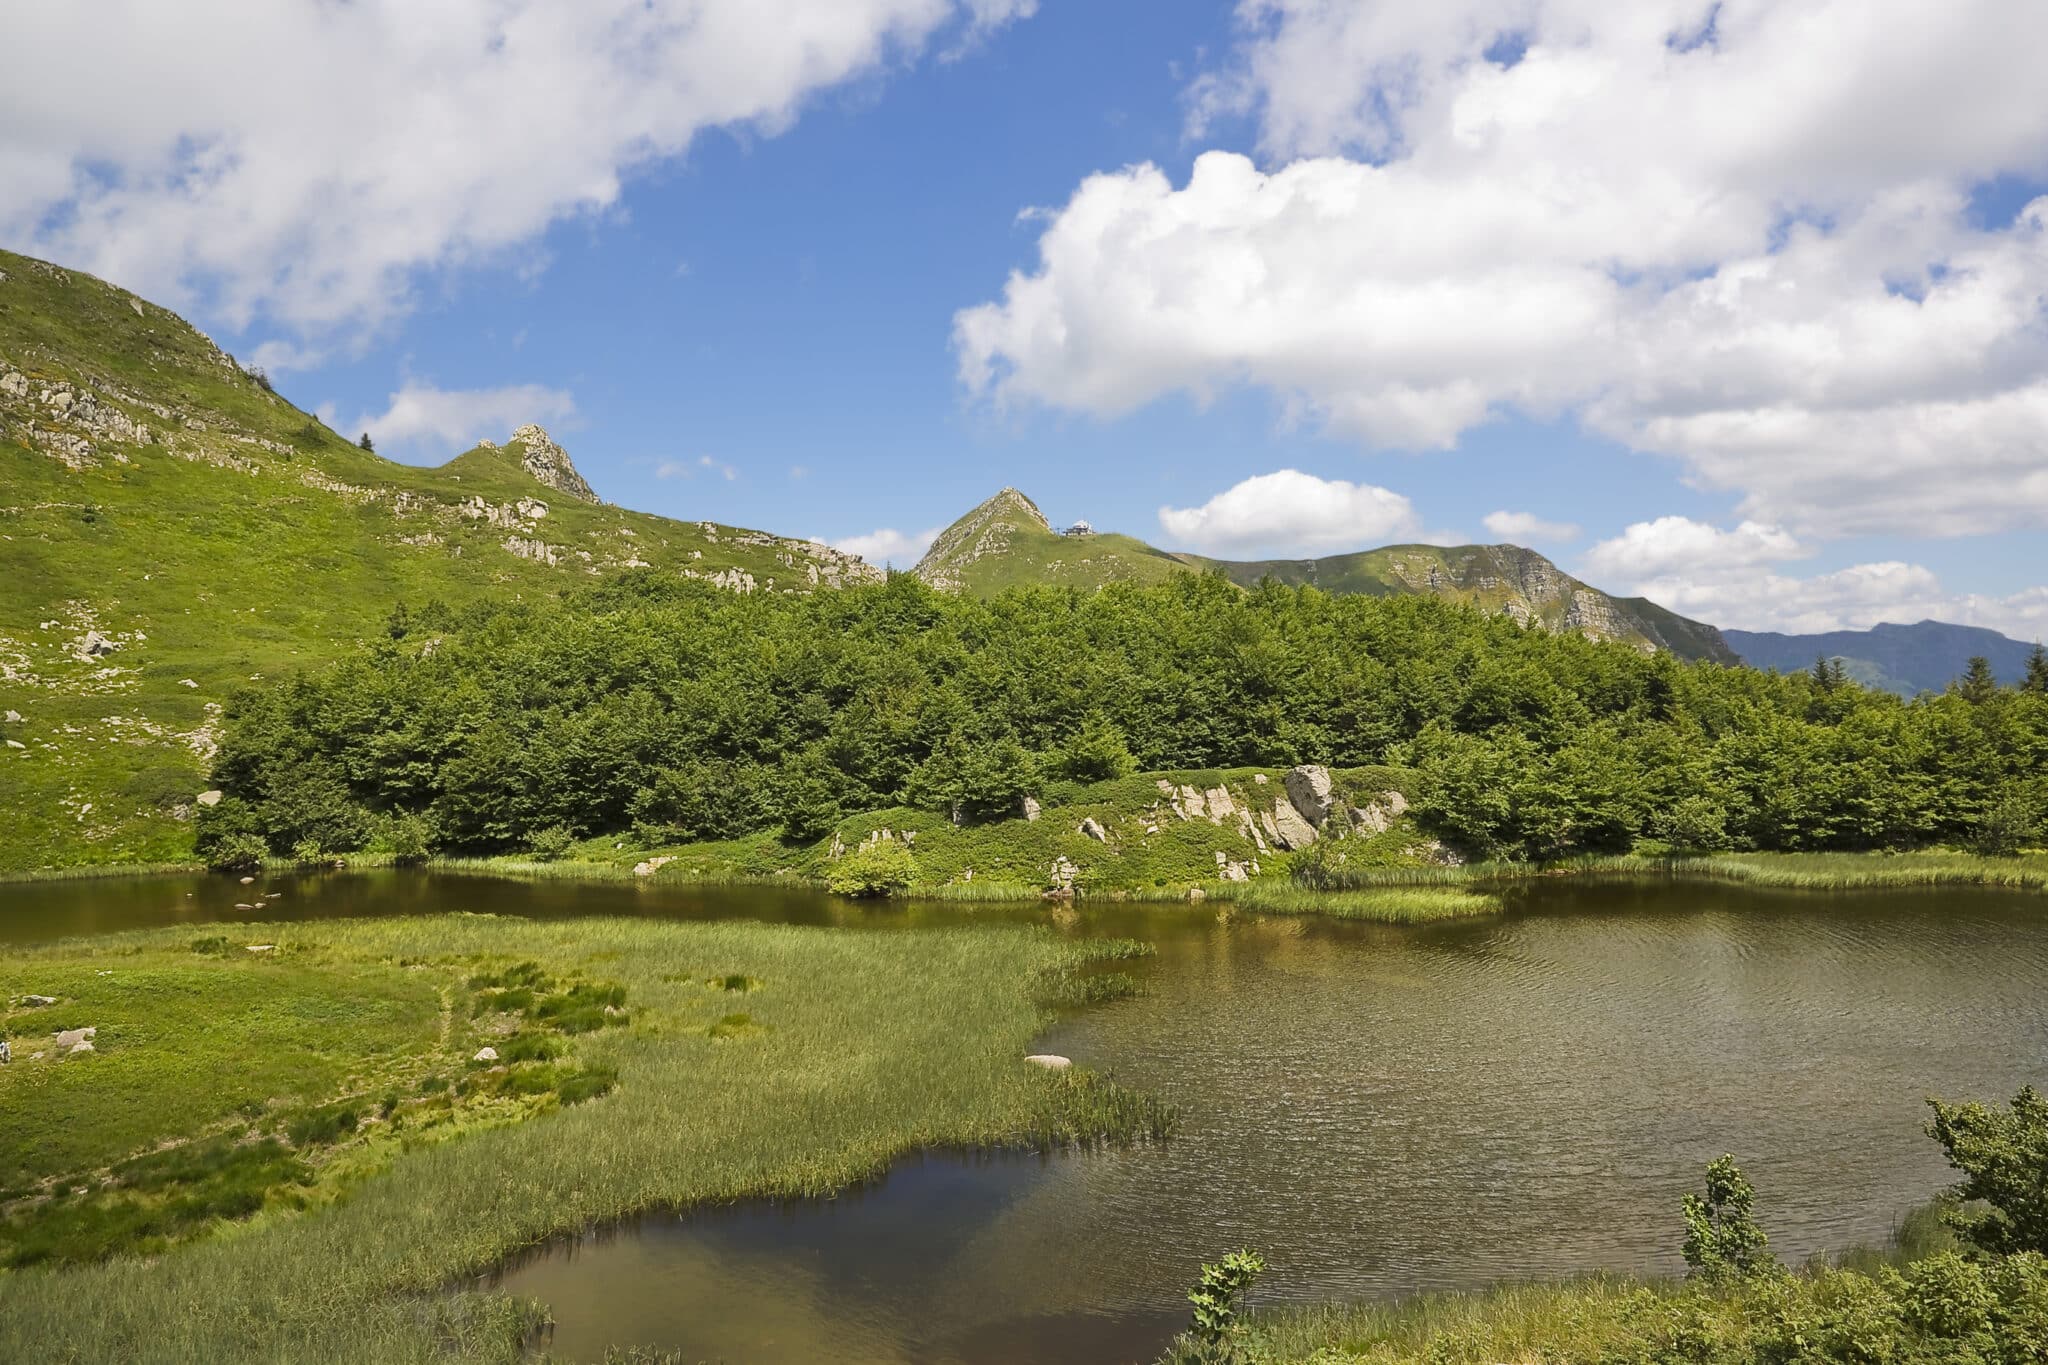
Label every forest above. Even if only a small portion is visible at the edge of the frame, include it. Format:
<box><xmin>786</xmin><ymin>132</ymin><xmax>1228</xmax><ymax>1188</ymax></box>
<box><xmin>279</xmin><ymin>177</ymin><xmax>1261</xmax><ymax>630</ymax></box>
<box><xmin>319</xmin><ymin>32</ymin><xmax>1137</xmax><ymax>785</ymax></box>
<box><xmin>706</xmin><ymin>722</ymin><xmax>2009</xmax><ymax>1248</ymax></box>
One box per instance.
<box><xmin>200</xmin><ymin>571</ymin><xmax>2048</xmax><ymax>865</ymax></box>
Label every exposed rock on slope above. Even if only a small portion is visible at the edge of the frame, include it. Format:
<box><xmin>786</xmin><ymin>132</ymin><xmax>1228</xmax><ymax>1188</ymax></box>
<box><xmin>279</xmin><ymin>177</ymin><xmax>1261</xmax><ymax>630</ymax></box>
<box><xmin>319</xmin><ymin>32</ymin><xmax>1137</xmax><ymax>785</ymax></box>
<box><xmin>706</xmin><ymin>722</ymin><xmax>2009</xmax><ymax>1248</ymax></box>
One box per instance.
<box><xmin>508</xmin><ymin>424</ymin><xmax>599</xmax><ymax>504</ymax></box>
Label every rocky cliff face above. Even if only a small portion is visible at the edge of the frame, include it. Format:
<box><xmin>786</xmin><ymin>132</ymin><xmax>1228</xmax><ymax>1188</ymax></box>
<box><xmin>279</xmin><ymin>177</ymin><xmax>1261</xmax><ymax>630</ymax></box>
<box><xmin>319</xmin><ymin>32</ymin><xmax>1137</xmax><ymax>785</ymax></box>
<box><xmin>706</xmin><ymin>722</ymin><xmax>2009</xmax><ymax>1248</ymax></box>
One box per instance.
<box><xmin>508</xmin><ymin>424</ymin><xmax>599</xmax><ymax>504</ymax></box>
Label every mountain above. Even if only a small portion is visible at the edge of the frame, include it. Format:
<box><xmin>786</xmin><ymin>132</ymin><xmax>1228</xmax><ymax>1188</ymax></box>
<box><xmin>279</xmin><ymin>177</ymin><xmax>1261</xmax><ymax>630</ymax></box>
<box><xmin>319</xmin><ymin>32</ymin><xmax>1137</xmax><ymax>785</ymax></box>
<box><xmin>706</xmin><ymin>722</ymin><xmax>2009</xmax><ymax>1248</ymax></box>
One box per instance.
<box><xmin>910</xmin><ymin>488</ymin><xmax>1190</xmax><ymax>592</ymax></box>
<box><xmin>913</xmin><ymin>489</ymin><xmax>1737</xmax><ymax>664</ymax></box>
<box><xmin>0</xmin><ymin>248</ymin><xmax>877</xmax><ymax>869</ymax></box>
<box><xmin>1724</xmin><ymin>621</ymin><xmax>2043</xmax><ymax>696</ymax></box>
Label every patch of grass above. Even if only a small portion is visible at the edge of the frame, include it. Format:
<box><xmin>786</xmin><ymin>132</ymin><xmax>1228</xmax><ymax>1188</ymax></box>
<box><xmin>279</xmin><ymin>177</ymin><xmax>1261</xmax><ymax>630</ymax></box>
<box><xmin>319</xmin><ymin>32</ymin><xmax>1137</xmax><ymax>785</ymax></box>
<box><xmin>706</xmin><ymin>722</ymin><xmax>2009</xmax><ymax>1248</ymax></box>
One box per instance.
<box><xmin>1219</xmin><ymin>883</ymin><xmax>1503</xmax><ymax>923</ymax></box>
<box><xmin>0</xmin><ymin>914</ymin><xmax>1163</xmax><ymax>1362</ymax></box>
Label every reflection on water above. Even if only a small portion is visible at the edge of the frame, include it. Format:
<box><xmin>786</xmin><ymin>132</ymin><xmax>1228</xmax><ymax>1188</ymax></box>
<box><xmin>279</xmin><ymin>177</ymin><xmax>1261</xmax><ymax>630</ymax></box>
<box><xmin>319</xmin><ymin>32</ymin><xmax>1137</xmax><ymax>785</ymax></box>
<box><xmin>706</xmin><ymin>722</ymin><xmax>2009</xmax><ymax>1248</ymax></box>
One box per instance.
<box><xmin>7</xmin><ymin>872</ymin><xmax>2046</xmax><ymax>1364</ymax></box>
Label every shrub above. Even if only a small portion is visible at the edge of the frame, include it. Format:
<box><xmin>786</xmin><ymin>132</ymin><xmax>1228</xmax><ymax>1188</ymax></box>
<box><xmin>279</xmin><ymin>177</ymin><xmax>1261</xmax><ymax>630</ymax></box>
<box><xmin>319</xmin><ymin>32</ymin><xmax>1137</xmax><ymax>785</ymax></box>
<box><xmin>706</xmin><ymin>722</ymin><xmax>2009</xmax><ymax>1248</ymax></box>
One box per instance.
<box><xmin>826</xmin><ymin>841</ymin><xmax>915</xmax><ymax>898</ymax></box>
<box><xmin>290</xmin><ymin>837</ymin><xmax>324</xmax><ymax>867</ymax></box>
<box><xmin>528</xmin><ymin>825</ymin><xmax>576</xmax><ymax>862</ymax></box>
<box><xmin>205</xmin><ymin>832</ymin><xmax>269</xmax><ymax>875</ymax></box>
<box><xmin>1928</xmin><ymin>1085</ymin><xmax>2048</xmax><ymax>1256</ymax></box>
<box><xmin>1682</xmin><ymin>1155</ymin><xmax>1776</xmax><ymax>1280</ymax></box>
<box><xmin>381</xmin><ymin>811</ymin><xmax>433</xmax><ymax>866</ymax></box>
<box><xmin>1186</xmin><ymin>1248</ymin><xmax>1265</xmax><ymax>1345</ymax></box>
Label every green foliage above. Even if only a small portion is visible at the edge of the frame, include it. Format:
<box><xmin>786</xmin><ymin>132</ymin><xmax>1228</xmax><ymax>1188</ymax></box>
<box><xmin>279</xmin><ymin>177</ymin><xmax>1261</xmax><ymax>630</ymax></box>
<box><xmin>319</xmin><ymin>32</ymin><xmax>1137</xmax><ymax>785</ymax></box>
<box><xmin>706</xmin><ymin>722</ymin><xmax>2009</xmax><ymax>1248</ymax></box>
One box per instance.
<box><xmin>826</xmin><ymin>840</ymin><xmax>915</xmax><ymax>898</ymax></box>
<box><xmin>1187</xmin><ymin>1248</ymin><xmax>1267</xmax><ymax>1345</ymax></box>
<box><xmin>357</xmin><ymin>431</ymin><xmax>374</xmax><ymax>452</ymax></box>
<box><xmin>203</xmin><ymin>831</ymin><xmax>268</xmax><ymax>875</ymax></box>
<box><xmin>527</xmin><ymin>825</ymin><xmax>576</xmax><ymax>862</ymax></box>
<box><xmin>199</xmin><ymin>572</ymin><xmax>2048</xmax><ymax>866</ymax></box>
<box><xmin>289</xmin><ymin>837</ymin><xmax>324</xmax><ymax>866</ymax></box>
<box><xmin>1682</xmin><ymin>1155</ymin><xmax>1776</xmax><ymax>1280</ymax></box>
<box><xmin>1928</xmin><ymin>1085</ymin><xmax>2048</xmax><ymax>1256</ymax></box>
<box><xmin>381</xmin><ymin>810</ymin><xmax>432</xmax><ymax>866</ymax></box>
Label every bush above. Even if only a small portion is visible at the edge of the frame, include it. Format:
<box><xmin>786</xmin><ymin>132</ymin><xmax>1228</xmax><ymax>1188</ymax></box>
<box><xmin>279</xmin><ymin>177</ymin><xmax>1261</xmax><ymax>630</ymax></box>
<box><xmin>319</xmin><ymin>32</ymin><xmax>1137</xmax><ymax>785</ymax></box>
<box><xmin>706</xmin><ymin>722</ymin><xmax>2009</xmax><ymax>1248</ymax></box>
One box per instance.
<box><xmin>1682</xmin><ymin>1155</ymin><xmax>1776</xmax><ymax>1280</ymax></box>
<box><xmin>1928</xmin><ymin>1085</ymin><xmax>2048</xmax><ymax>1256</ymax></box>
<box><xmin>290</xmin><ymin>837</ymin><xmax>324</xmax><ymax>866</ymax></box>
<box><xmin>118</xmin><ymin>763</ymin><xmax>208</xmax><ymax>812</ymax></box>
<box><xmin>1186</xmin><ymin>1248</ymin><xmax>1265</xmax><ymax>1345</ymax></box>
<box><xmin>205</xmin><ymin>832</ymin><xmax>269</xmax><ymax>875</ymax></box>
<box><xmin>382</xmin><ymin>811</ymin><xmax>433</xmax><ymax>866</ymax></box>
<box><xmin>527</xmin><ymin>826</ymin><xmax>575</xmax><ymax>862</ymax></box>
<box><xmin>826</xmin><ymin>841</ymin><xmax>914</xmax><ymax>898</ymax></box>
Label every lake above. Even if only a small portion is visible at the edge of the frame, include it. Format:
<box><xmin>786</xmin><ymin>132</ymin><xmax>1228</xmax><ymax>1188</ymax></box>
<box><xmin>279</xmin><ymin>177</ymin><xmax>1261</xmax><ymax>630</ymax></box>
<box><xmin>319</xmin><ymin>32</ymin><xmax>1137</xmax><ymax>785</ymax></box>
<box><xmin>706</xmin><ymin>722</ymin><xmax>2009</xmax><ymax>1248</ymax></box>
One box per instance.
<box><xmin>7</xmin><ymin>872</ymin><xmax>2045</xmax><ymax>1363</ymax></box>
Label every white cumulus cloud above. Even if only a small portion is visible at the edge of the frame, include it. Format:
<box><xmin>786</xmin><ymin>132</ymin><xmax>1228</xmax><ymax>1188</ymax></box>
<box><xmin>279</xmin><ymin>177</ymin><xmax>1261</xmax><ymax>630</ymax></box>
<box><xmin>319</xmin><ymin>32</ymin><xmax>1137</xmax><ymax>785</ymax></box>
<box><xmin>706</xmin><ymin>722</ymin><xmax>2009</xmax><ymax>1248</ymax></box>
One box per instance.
<box><xmin>1582</xmin><ymin>516</ymin><xmax>2048</xmax><ymax>637</ymax></box>
<box><xmin>1482</xmin><ymin>510</ymin><xmax>1580</xmax><ymax>543</ymax></box>
<box><xmin>833</xmin><ymin>526</ymin><xmax>940</xmax><ymax>568</ymax></box>
<box><xmin>957</xmin><ymin>0</ymin><xmax>2048</xmax><ymax>540</ymax></box>
<box><xmin>2</xmin><ymin>0</ymin><xmax>1032</xmax><ymax>339</ymax></box>
<box><xmin>348</xmin><ymin>382</ymin><xmax>575</xmax><ymax>456</ymax></box>
<box><xmin>1158</xmin><ymin>470</ymin><xmax>1421</xmax><ymax>556</ymax></box>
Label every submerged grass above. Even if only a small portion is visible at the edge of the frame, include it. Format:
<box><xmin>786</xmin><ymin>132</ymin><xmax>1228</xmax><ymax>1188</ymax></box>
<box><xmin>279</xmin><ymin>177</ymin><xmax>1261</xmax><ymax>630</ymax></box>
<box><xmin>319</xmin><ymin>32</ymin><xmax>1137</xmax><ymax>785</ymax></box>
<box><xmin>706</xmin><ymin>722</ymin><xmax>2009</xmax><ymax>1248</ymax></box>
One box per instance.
<box><xmin>0</xmin><ymin>915</ymin><xmax>1164</xmax><ymax>1362</ymax></box>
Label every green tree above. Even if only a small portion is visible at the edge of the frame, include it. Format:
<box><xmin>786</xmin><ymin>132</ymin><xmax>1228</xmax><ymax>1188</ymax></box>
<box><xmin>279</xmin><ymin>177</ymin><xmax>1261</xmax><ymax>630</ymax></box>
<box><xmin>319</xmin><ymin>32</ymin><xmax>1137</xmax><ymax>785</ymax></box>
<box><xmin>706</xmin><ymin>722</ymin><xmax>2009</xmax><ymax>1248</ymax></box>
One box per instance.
<box><xmin>1054</xmin><ymin>716</ymin><xmax>1139</xmax><ymax>783</ymax></box>
<box><xmin>357</xmin><ymin>431</ymin><xmax>375</xmax><ymax>452</ymax></box>
<box><xmin>1928</xmin><ymin>1085</ymin><xmax>2048</xmax><ymax>1256</ymax></box>
<box><xmin>1957</xmin><ymin>655</ymin><xmax>2000</xmax><ymax>704</ymax></box>
<box><xmin>1681</xmin><ymin>1156</ymin><xmax>1775</xmax><ymax>1279</ymax></box>
<box><xmin>2025</xmin><ymin>644</ymin><xmax>2048</xmax><ymax>695</ymax></box>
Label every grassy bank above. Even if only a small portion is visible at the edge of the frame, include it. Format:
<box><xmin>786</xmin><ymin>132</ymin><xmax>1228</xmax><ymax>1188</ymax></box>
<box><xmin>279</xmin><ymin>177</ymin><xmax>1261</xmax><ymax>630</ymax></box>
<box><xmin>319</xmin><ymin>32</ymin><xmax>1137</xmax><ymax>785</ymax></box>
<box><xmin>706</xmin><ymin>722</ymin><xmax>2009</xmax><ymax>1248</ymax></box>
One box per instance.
<box><xmin>1156</xmin><ymin>1205</ymin><xmax>2043</xmax><ymax>1364</ymax></box>
<box><xmin>0</xmin><ymin>915</ymin><xmax>1168</xmax><ymax>1362</ymax></box>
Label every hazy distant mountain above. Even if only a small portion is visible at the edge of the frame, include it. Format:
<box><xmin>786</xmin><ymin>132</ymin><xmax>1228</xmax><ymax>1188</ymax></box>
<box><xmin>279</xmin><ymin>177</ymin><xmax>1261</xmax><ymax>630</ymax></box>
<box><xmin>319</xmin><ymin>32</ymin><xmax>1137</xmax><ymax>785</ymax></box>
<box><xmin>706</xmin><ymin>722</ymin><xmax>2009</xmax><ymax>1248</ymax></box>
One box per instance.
<box><xmin>1723</xmin><ymin>621</ymin><xmax>2041</xmax><ymax>695</ymax></box>
<box><xmin>912</xmin><ymin>488</ymin><xmax>1737</xmax><ymax>664</ymax></box>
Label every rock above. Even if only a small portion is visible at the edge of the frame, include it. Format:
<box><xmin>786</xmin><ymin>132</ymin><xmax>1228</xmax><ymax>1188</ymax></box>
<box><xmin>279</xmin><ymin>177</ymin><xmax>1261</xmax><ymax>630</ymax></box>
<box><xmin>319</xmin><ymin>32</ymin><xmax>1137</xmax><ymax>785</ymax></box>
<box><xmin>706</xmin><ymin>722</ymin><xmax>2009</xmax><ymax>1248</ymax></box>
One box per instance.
<box><xmin>1350</xmin><ymin>790</ymin><xmax>1411</xmax><ymax>835</ymax></box>
<box><xmin>4</xmin><ymin>710</ymin><xmax>21</xmax><ymax>722</ymax></box>
<box><xmin>1220</xmin><ymin>861</ymin><xmax>1250</xmax><ymax>882</ymax></box>
<box><xmin>1021</xmin><ymin>796</ymin><xmax>1042</xmax><ymax>822</ymax></box>
<box><xmin>1078</xmin><ymin>816</ymin><xmax>1108</xmax><ymax>842</ymax></box>
<box><xmin>196</xmin><ymin>790</ymin><xmax>223</xmax><ymax>806</ymax></box>
<box><xmin>1284</xmin><ymin>765</ymin><xmax>1335</xmax><ymax>827</ymax></box>
<box><xmin>1253</xmin><ymin>773</ymin><xmax>1269</xmax><ymax>784</ymax></box>
<box><xmin>65</xmin><ymin>1040</ymin><xmax>95</xmax><ymax>1057</ymax></box>
<box><xmin>53</xmin><ymin>1026</ymin><xmax>96</xmax><ymax>1055</ymax></box>
<box><xmin>19</xmin><ymin>994</ymin><xmax>57</xmax><ymax>1008</ymax></box>
<box><xmin>1186</xmin><ymin>887</ymin><xmax>1206</xmax><ymax>902</ymax></box>
<box><xmin>4</xmin><ymin>740</ymin><xmax>22</xmax><ymax>750</ymax></box>
<box><xmin>473</xmin><ymin>1047</ymin><xmax>499</xmax><ymax>1063</ymax></box>
<box><xmin>179</xmin><ymin>678</ymin><xmax>198</xmax><ymax>688</ymax></box>
<box><xmin>245</xmin><ymin>944</ymin><xmax>274</xmax><ymax>953</ymax></box>
<box><xmin>633</xmin><ymin>856</ymin><xmax>675</xmax><ymax>878</ymax></box>
<box><xmin>239</xmin><ymin>875</ymin><xmax>255</xmax><ymax>884</ymax></box>
<box><xmin>1024</xmin><ymin>1054</ymin><xmax>1071</xmax><ymax>1070</ymax></box>
<box><xmin>509</xmin><ymin>424</ymin><xmax>599</xmax><ymax>503</ymax></box>
<box><xmin>1203</xmin><ymin>786</ymin><xmax>1237</xmax><ymax>820</ymax></box>
<box><xmin>71</xmin><ymin>630</ymin><xmax>121</xmax><ymax>662</ymax></box>
<box><xmin>1269</xmin><ymin>799</ymin><xmax>1319</xmax><ymax>850</ymax></box>
<box><xmin>1048</xmin><ymin>855</ymin><xmax>1080</xmax><ymax>893</ymax></box>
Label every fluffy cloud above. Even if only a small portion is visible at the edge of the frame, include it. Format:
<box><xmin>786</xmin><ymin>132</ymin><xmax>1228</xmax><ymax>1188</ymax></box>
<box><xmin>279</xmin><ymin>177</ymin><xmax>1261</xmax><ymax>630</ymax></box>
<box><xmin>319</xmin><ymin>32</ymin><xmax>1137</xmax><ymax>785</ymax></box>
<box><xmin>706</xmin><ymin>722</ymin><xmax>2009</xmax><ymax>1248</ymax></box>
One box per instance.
<box><xmin>1157</xmin><ymin>470</ymin><xmax>1420</xmax><ymax>556</ymax></box>
<box><xmin>958</xmin><ymin>0</ymin><xmax>2048</xmax><ymax>538</ymax></box>
<box><xmin>657</xmin><ymin>456</ymin><xmax>738</xmax><ymax>481</ymax></box>
<box><xmin>1482</xmin><ymin>510</ymin><xmax>1580</xmax><ymax>543</ymax></box>
<box><xmin>345</xmin><ymin>382</ymin><xmax>574</xmax><ymax>456</ymax></box>
<box><xmin>832</xmin><ymin>526</ymin><xmax>940</xmax><ymax>568</ymax></box>
<box><xmin>1583</xmin><ymin>516</ymin><xmax>2048</xmax><ymax>637</ymax></box>
<box><xmin>2</xmin><ymin>0</ymin><xmax>1030</xmax><ymax>337</ymax></box>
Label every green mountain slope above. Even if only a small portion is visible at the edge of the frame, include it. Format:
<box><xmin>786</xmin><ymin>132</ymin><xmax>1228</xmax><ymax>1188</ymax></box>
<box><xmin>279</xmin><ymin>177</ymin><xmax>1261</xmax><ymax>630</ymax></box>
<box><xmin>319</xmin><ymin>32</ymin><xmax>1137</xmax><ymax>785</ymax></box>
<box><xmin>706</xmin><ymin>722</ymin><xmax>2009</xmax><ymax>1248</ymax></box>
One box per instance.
<box><xmin>913</xmin><ymin>489</ymin><xmax>1737</xmax><ymax>663</ymax></box>
<box><xmin>0</xmin><ymin>249</ymin><xmax>878</xmax><ymax>870</ymax></box>
<box><xmin>911</xmin><ymin>488</ymin><xmax>1189</xmax><ymax>593</ymax></box>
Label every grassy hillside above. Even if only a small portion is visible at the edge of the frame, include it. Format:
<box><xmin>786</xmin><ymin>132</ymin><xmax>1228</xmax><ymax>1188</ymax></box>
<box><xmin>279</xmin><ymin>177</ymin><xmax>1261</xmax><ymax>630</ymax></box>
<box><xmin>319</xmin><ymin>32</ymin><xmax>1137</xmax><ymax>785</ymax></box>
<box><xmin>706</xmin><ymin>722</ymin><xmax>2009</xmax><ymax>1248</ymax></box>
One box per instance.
<box><xmin>0</xmin><ymin>249</ymin><xmax>878</xmax><ymax>871</ymax></box>
<box><xmin>914</xmin><ymin>489</ymin><xmax>1736</xmax><ymax>663</ymax></box>
<box><xmin>911</xmin><ymin>487</ymin><xmax>1190</xmax><ymax>593</ymax></box>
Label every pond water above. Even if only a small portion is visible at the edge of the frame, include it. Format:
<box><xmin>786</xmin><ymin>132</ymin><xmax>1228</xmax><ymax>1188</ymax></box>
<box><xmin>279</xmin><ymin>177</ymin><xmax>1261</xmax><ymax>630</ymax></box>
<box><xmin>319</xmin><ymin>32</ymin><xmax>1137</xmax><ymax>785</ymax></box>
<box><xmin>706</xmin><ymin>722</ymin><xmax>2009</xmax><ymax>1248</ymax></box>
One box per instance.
<box><xmin>7</xmin><ymin>872</ymin><xmax>2047</xmax><ymax>1364</ymax></box>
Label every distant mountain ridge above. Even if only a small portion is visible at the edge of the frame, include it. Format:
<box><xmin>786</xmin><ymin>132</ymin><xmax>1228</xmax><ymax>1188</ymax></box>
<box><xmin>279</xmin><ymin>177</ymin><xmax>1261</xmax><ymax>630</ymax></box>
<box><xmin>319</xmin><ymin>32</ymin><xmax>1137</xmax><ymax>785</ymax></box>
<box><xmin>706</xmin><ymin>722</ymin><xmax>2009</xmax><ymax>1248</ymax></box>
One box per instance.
<box><xmin>912</xmin><ymin>488</ymin><xmax>1739</xmax><ymax>664</ymax></box>
<box><xmin>1724</xmin><ymin>621</ymin><xmax>2042</xmax><ymax>696</ymax></box>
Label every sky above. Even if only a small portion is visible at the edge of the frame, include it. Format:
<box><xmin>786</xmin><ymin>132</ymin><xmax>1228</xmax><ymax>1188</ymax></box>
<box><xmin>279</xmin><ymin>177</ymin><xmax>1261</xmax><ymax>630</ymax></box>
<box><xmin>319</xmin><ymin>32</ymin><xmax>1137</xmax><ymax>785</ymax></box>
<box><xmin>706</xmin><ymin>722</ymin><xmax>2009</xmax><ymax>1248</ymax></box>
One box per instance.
<box><xmin>5</xmin><ymin>0</ymin><xmax>2047</xmax><ymax>638</ymax></box>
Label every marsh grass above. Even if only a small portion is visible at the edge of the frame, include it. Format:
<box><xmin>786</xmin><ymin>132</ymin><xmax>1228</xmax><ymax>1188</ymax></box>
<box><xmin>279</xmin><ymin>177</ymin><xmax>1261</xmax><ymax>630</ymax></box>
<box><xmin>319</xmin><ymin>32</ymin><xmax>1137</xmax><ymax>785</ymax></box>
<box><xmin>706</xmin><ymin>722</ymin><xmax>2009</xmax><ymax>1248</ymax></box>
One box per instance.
<box><xmin>0</xmin><ymin>914</ymin><xmax>1164</xmax><ymax>1363</ymax></box>
<box><xmin>1218</xmin><ymin>883</ymin><xmax>1504</xmax><ymax>922</ymax></box>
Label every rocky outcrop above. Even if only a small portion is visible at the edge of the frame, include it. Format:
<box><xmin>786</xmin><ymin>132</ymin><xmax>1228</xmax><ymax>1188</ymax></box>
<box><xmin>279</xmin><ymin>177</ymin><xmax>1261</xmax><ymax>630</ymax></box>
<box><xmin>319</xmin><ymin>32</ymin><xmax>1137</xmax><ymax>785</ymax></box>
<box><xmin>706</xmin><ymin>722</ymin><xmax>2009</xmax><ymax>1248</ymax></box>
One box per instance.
<box><xmin>509</xmin><ymin>424</ymin><xmax>598</xmax><ymax>504</ymax></box>
<box><xmin>1283</xmin><ymin>765</ymin><xmax>1334</xmax><ymax>826</ymax></box>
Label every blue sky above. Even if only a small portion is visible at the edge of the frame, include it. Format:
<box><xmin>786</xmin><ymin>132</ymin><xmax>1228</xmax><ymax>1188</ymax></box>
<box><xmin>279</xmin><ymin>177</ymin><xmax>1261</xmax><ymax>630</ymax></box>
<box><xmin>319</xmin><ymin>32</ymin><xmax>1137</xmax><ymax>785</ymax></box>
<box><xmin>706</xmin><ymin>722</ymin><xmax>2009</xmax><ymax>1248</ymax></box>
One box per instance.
<box><xmin>7</xmin><ymin>0</ymin><xmax>2047</xmax><ymax>637</ymax></box>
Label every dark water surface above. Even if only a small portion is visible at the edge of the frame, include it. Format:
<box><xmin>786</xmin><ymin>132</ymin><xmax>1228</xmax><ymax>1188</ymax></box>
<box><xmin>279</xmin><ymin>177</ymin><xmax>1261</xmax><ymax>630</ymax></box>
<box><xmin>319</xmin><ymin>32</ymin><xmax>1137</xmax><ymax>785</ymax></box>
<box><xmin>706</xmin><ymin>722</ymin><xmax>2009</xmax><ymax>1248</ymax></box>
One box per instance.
<box><xmin>7</xmin><ymin>873</ymin><xmax>2046</xmax><ymax>1364</ymax></box>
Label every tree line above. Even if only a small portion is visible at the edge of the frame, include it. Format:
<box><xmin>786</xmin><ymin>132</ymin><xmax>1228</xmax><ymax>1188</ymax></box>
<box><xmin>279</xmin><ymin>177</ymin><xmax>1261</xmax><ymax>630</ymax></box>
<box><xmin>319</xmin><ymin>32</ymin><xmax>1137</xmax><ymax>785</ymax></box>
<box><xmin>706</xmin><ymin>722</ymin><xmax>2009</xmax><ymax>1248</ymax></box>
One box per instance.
<box><xmin>200</xmin><ymin>571</ymin><xmax>2048</xmax><ymax>862</ymax></box>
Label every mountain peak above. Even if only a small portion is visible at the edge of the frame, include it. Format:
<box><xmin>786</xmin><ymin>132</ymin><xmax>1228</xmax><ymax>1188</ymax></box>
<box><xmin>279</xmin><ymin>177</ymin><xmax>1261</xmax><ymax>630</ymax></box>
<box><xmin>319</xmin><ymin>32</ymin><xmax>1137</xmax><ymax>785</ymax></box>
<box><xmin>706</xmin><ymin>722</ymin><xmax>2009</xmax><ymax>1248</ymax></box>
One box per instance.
<box><xmin>508</xmin><ymin>424</ymin><xmax>598</xmax><ymax>504</ymax></box>
<box><xmin>912</xmin><ymin>487</ymin><xmax>1054</xmax><ymax>590</ymax></box>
